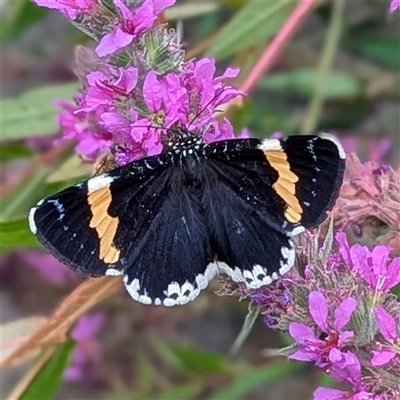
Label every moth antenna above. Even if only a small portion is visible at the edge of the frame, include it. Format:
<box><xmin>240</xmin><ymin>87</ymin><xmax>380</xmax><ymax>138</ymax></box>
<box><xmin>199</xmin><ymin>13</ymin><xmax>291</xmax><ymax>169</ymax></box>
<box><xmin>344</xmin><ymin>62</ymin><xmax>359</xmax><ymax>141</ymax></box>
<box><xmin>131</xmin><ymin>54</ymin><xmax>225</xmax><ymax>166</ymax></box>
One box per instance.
<box><xmin>186</xmin><ymin>87</ymin><xmax>230</xmax><ymax>131</ymax></box>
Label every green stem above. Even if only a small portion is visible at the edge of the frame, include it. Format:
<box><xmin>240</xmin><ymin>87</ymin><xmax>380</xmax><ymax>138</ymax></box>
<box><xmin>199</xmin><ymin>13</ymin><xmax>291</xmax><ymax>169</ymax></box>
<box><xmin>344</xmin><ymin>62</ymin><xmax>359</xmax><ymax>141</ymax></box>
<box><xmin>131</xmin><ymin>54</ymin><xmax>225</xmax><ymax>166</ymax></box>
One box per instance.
<box><xmin>301</xmin><ymin>0</ymin><xmax>345</xmax><ymax>134</ymax></box>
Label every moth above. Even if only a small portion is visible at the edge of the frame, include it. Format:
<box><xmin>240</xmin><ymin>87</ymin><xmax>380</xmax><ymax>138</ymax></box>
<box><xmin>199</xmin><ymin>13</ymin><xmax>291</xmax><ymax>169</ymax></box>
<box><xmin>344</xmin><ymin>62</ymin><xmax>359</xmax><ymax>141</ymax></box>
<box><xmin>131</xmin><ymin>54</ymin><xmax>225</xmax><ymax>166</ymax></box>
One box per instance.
<box><xmin>29</xmin><ymin>131</ymin><xmax>345</xmax><ymax>306</ymax></box>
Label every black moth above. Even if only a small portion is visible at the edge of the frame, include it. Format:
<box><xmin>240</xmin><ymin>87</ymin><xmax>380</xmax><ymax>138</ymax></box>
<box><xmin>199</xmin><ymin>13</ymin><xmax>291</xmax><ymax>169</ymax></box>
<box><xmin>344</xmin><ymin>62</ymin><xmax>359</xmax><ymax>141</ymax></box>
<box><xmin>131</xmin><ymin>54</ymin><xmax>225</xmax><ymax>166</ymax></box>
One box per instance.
<box><xmin>29</xmin><ymin>131</ymin><xmax>345</xmax><ymax>306</ymax></box>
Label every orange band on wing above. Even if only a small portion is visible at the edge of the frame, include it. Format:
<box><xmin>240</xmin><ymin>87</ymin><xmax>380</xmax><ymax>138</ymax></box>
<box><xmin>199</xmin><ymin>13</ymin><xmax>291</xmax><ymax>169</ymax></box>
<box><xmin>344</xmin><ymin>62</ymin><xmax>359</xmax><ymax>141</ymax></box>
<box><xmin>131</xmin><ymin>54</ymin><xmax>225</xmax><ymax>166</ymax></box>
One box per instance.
<box><xmin>264</xmin><ymin>149</ymin><xmax>303</xmax><ymax>223</ymax></box>
<box><xmin>88</xmin><ymin>185</ymin><xmax>121</xmax><ymax>264</ymax></box>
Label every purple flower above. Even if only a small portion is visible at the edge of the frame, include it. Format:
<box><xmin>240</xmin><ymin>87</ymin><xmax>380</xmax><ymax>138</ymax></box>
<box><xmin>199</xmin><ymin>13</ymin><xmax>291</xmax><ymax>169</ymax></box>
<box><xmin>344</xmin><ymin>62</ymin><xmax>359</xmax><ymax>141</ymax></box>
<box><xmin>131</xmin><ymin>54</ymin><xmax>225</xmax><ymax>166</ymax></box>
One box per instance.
<box><xmin>20</xmin><ymin>251</ymin><xmax>78</xmax><ymax>286</ymax></box>
<box><xmin>33</xmin><ymin>0</ymin><xmax>95</xmax><ymax>20</ymax></box>
<box><xmin>130</xmin><ymin>70</ymin><xmax>183</xmax><ymax>132</ymax></box>
<box><xmin>65</xmin><ymin>312</ymin><xmax>105</xmax><ymax>382</ymax></box>
<box><xmin>371</xmin><ymin>306</ymin><xmax>400</xmax><ymax>366</ymax></box>
<box><xmin>289</xmin><ymin>291</ymin><xmax>356</xmax><ymax>365</ymax></box>
<box><xmin>336</xmin><ymin>232</ymin><xmax>400</xmax><ymax>293</ymax></box>
<box><xmin>389</xmin><ymin>0</ymin><xmax>400</xmax><ymax>13</ymax></box>
<box><xmin>96</xmin><ymin>0</ymin><xmax>175</xmax><ymax>57</ymax></box>
<box><xmin>56</xmin><ymin>99</ymin><xmax>113</xmax><ymax>161</ymax></box>
<box><xmin>80</xmin><ymin>67</ymin><xmax>138</xmax><ymax>113</ymax></box>
<box><xmin>314</xmin><ymin>387</ymin><xmax>375</xmax><ymax>400</ymax></box>
<box><xmin>181</xmin><ymin>58</ymin><xmax>240</xmax><ymax>129</ymax></box>
<box><xmin>327</xmin><ymin>349</ymin><xmax>362</xmax><ymax>385</ymax></box>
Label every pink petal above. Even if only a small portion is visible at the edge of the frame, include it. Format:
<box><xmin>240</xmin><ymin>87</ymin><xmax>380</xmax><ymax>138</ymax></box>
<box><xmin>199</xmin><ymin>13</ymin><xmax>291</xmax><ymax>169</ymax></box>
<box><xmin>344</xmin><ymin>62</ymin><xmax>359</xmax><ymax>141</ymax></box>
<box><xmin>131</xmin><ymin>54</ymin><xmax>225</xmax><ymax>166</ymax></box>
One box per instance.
<box><xmin>354</xmin><ymin>392</ymin><xmax>374</xmax><ymax>400</ymax></box>
<box><xmin>213</xmin><ymin>67</ymin><xmax>240</xmax><ymax>83</ymax></box>
<box><xmin>86</xmin><ymin>71</ymin><xmax>107</xmax><ymax>86</ymax></box>
<box><xmin>374</xmin><ymin>306</ymin><xmax>397</xmax><ymax>341</ymax></box>
<box><xmin>389</xmin><ymin>0</ymin><xmax>400</xmax><ymax>13</ymax></box>
<box><xmin>114</xmin><ymin>0</ymin><xmax>134</xmax><ymax>21</ymax></box>
<box><xmin>334</xmin><ymin>297</ymin><xmax>357</xmax><ymax>331</ymax></box>
<box><xmin>371</xmin><ymin>350</ymin><xmax>396</xmax><ymax>366</ymax></box>
<box><xmin>96</xmin><ymin>29</ymin><xmax>134</xmax><ymax>57</ymax></box>
<box><xmin>115</xmin><ymin>67</ymin><xmax>138</xmax><ymax>93</ymax></box>
<box><xmin>288</xmin><ymin>349</ymin><xmax>317</xmax><ymax>362</ymax></box>
<box><xmin>288</xmin><ymin>322</ymin><xmax>317</xmax><ymax>343</ymax></box>
<box><xmin>328</xmin><ymin>347</ymin><xmax>344</xmax><ymax>363</ymax></box>
<box><xmin>194</xmin><ymin>58</ymin><xmax>216</xmax><ymax>83</ymax></box>
<box><xmin>143</xmin><ymin>71</ymin><xmax>162</xmax><ymax>113</ymax></box>
<box><xmin>309</xmin><ymin>291</ymin><xmax>329</xmax><ymax>332</ymax></box>
<box><xmin>350</xmin><ymin>244</ymin><xmax>370</xmax><ymax>273</ymax></box>
<box><xmin>146</xmin><ymin>141</ymin><xmax>163</xmax><ymax>156</ymax></box>
<box><xmin>238</xmin><ymin>126</ymin><xmax>251</xmax><ymax>139</ymax></box>
<box><xmin>338</xmin><ymin>330</ymin><xmax>354</xmax><ymax>346</ymax></box>
<box><xmin>371</xmin><ymin>245</ymin><xmax>391</xmax><ymax>276</ymax></box>
<box><xmin>131</xmin><ymin>1</ymin><xmax>157</xmax><ymax>33</ymax></box>
<box><xmin>328</xmin><ymin>350</ymin><xmax>361</xmax><ymax>385</ymax></box>
<box><xmin>335</xmin><ymin>231</ymin><xmax>352</xmax><ymax>267</ymax></box>
<box><xmin>313</xmin><ymin>387</ymin><xmax>348</xmax><ymax>400</ymax></box>
<box><xmin>383</xmin><ymin>258</ymin><xmax>400</xmax><ymax>291</ymax></box>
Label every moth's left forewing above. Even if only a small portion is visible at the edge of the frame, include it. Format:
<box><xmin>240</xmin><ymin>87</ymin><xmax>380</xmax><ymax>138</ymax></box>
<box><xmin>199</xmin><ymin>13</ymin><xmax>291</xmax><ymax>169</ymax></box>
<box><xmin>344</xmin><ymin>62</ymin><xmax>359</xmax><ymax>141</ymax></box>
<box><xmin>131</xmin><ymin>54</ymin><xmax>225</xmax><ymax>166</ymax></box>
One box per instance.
<box><xmin>29</xmin><ymin>154</ymin><xmax>174</xmax><ymax>277</ymax></box>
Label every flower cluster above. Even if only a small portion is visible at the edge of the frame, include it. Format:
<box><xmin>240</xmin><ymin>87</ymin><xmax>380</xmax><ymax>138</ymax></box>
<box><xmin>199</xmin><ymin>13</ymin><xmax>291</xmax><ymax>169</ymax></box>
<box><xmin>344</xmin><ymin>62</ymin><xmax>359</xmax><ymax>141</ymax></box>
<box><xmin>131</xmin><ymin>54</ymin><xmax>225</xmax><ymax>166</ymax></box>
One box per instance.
<box><xmin>331</xmin><ymin>152</ymin><xmax>400</xmax><ymax>255</ymax></box>
<box><xmin>250</xmin><ymin>228</ymin><xmax>400</xmax><ymax>399</ymax></box>
<box><xmin>34</xmin><ymin>0</ymin><xmax>244</xmax><ymax>165</ymax></box>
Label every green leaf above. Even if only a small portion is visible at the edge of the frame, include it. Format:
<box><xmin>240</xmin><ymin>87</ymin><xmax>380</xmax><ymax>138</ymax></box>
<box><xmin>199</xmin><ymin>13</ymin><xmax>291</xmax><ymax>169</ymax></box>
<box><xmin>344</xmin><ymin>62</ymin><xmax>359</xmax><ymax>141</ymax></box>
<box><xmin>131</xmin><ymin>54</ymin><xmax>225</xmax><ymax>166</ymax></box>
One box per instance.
<box><xmin>0</xmin><ymin>143</ymin><xmax>34</xmax><ymax>162</ymax></box>
<box><xmin>209</xmin><ymin>361</ymin><xmax>302</xmax><ymax>400</ymax></box>
<box><xmin>0</xmin><ymin>219</ymin><xmax>40</xmax><ymax>254</ymax></box>
<box><xmin>230</xmin><ymin>304</ymin><xmax>260</xmax><ymax>356</ymax></box>
<box><xmin>20</xmin><ymin>340</ymin><xmax>75</xmax><ymax>400</ymax></box>
<box><xmin>1</xmin><ymin>0</ymin><xmax>48</xmax><ymax>45</ymax></box>
<box><xmin>348</xmin><ymin>36</ymin><xmax>400</xmax><ymax>69</ymax></box>
<box><xmin>154</xmin><ymin>339</ymin><xmax>227</xmax><ymax>375</ymax></box>
<box><xmin>207</xmin><ymin>0</ymin><xmax>297</xmax><ymax>60</ymax></box>
<box><xmin>318</xmin><ymin>372</ymin><xmax>337</xmax><ymax>387</ymax></box>
<box><xmin>168</xmin><ymin>345</ymin><xmax>227</xmax><ymax>374</ymax></box>
<box><xmin>1</xmin><ymin>166</ymin><xmax>49</xmax><ymax>222</ymax></box>
<box><xmin>1</xmin><ymin>83</ymin><xmax>79</xmax><ymax>140</ymax></box>
<box><xmin>260</xmin><ymin>69</ymin><xmax>362</xmax><ymax>100</ymax></box>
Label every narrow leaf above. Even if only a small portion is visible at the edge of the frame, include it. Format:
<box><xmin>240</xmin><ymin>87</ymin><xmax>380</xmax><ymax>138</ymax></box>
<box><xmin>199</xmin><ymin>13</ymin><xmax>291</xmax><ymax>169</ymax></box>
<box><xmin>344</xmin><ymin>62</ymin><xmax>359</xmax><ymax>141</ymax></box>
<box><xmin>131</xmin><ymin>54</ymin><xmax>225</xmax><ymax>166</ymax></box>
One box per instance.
<box><xmin>348</xmin><ymin>36</ymin><xmax>400</xmax><ymax>69</ymax></box>
<box><xmin>0</xmin><ymin>143</ymin><xmax>34</xmax><ymax>162</ymax></box>
<box><xmin>208</xmin><ymin>1</ymin><xmax>297</xmax><ymax>60</ymax></box>
<box><xmin>230</xmin><ymin>303</ymin><xmax>261</xmax><ymax>356</ymax></box>
<box><xmin>1</xmin><ymin>166</ymin><xmax>49</xmax><ymax>222</ymax></box>
<box><xmin>19</xmin><ymin>340</ymin><xmax>75</xmax><ymax>400</ymax></box>
<box><xmin>209</xmin><ymin>362</ymin><xmax>302</xmax><ymax>400</ymax></box>
<box><xmin>0</xmin><ymin>219</ymin><xmax>40</xmax><ymax>255</ymax></box>
<box><xmin>1</xmin><ymin>83</ymin><xmax>79</xmax><ymax>140</ymax></box>
<box><xmin>168</xmin><ymin>345</ymin><xmax>227</xmax><ymax>374</ymax></box>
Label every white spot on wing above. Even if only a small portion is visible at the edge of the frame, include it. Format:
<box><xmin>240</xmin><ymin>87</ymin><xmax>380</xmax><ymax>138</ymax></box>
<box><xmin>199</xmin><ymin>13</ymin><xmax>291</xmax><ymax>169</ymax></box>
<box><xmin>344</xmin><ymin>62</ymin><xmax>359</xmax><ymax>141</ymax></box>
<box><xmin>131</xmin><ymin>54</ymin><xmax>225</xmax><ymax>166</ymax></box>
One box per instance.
<box><xmin>87</xmin><ymin>174</ymin><xmax>115</xmax><ymax>193</ymax></box>
<box><xmin>216</xmin><ymin>240</ymin><xmax>296</xmax><ymax>290</ymax></box>
<box><xmin>122</xmin><ymin>263</ymin><xmax>219</xmax><ymax>307</ymax></box>
<box><xmin>258</xmin><ymin>138</ymin><xmax>282</xmax><ymax>152</ymax></box>
<box><xmin>319</xmin><ymin>132</ymin><xmax>346</xmax><ymax>160</ymax></box>
<box><xmin>28</xmin><ymin>207</ymin><xmax>38</xmax><ymax>234</ymax></box>
<box><xmin>287</xmin><ymin>226</ymin><xmax>305</xmax><ymax>237</ymax></box>
<box><xmin>105</xmin><ymin>268</ymin><xmax>124</xmax><ymax>276</ymax></box>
